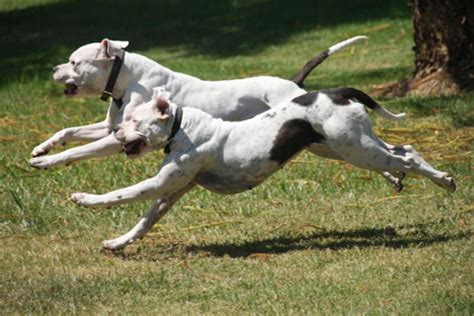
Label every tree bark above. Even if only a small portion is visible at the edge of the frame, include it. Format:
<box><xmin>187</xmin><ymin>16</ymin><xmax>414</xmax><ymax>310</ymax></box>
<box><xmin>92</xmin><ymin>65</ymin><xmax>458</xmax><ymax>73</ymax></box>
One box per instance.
<box><xmin>381</xmin><ymin>0</ymin><xmax>474</xmax><ymax>97</ymax></box>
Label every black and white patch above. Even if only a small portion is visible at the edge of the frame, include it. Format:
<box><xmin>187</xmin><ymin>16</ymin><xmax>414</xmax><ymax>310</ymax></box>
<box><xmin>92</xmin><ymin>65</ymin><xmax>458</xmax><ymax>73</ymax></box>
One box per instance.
<box><xmin>321</xmin><ymin>87</ymin><xmax>381</xmax><ymax>109</ymax></box>
<box><xmin>291</xmin><ymin>92</ymin><xmax>319</xmax><ymax>106</ymax></box>
<box><xmin>270</xmin><ymin>119</ymin><xmax>326</xmax><ymax>165</ymax></box>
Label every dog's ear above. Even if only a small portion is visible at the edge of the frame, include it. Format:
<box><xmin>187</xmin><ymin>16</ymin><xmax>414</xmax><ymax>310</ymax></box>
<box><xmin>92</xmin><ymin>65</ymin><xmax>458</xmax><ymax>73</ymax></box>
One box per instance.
<box><xmin>99</xmin><ymin>38</ymin><xmax>129</xmax><ymax>59</ymax></box>
<box><xmin>155</xmin><ymin>98</ymin><xmax>170</xmax><ymax>121</ymax></box>
<box><xmin>152</xmin><ymin>87</ymin><xmax>171</xmax><ymax>120</ymax></box>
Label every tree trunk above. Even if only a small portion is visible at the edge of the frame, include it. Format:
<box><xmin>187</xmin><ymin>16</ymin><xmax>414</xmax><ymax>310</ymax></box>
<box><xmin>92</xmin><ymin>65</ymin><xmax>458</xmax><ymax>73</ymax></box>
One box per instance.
<box><xmin>381</xmin><ymin>0</ymin><xmax>474</xmax><ymax>97</ymax></box>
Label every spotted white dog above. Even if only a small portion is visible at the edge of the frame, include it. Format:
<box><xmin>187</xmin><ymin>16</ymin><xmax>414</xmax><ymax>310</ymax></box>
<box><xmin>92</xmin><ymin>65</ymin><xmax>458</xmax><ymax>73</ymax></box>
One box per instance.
<box><xmin>28</xmin><ymin>36</ymin><xmax>407</xmax><ymax>190</ymax></box>
<box><xmin>71</xmin><ymin>87</ymin><xmax>456</xmax><ymax>250</ymax></box>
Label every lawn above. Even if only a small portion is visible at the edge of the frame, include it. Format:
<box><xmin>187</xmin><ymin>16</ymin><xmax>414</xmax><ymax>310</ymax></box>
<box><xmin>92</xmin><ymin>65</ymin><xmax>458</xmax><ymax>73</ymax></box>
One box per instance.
<box><xmin>1</xmin><ymin>0</ymin><xmax>473</xmax><ymax>314</ymax></box>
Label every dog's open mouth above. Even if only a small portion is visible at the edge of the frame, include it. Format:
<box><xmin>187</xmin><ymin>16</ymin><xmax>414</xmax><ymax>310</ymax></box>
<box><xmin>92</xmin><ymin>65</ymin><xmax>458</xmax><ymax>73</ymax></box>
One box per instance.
<box><xmin>64</xmin><ymin>83</ymin><xmax>78</xmax><ymax>96</ymax></box>
<box><xmin>122</xmin><ymin>139</ymin><xmax>146</xmax><ymax>157</ymax></box>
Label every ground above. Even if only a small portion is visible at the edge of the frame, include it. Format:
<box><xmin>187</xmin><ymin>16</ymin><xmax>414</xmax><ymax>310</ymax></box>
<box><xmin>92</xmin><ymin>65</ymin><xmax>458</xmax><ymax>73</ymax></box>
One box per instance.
<box><xmin>0</xmin><ymin>0</ymin><xmax>473</xmax><ymax>314</ymax></box>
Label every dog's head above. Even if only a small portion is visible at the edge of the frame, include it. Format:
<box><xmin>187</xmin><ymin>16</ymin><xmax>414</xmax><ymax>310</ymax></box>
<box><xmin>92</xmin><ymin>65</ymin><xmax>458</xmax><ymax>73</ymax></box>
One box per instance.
<box><xmin>115</xmin><ymin>87</ymin><xmax>173</xmax><ymax>157</ymax></box>
<box><xmin>52</xmin><ymin>39</ymin><xmax>129</xmax><ymax>97</ymax></box>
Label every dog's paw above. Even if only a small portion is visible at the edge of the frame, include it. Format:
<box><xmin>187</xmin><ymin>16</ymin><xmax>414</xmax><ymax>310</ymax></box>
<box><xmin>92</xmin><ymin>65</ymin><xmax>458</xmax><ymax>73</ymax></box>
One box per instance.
<box><xmin>102</xmin><ymin>238</ymin><xmax>130</xmax><ymax>251</ymax></box>
<box><xmin>29</xmin><ymin>155</ymin><xmax>56</xmax><ymax>169</ymax></box>
<box><xmin>394</xmin><ymin>178</ymin><xmax>404</xmax><ymax>193</ymax></box>
<box><xmin>71</xmin><ymin>192</ymin><xmax>97</xmax><ymax>207</ymax></box>
<box><xmin>442</xmin><ymin>176</ymin><xmax>457</xmax><ymax>193</ymax></box>
<box><xmin>432</xmin><ymin>174</ymin><xmax>457</xmax><ymax>193</ymax></box>
<box><xmin>31</xmin><ymin>143</ymin><xmax>52</xmax><ymax>157</ymax></box>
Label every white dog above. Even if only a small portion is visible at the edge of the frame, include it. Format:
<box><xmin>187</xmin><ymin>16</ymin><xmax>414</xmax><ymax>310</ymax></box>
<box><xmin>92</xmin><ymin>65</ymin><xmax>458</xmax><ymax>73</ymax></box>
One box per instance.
<box><xmin>71</xmin><ymin>87</ymin><xmax>456</xmax><ymax>250</ymax></box>
<box><xmin>28</xmin><ymin>36</ymin><xmax>407</xmax><ymax>190</ymax></box>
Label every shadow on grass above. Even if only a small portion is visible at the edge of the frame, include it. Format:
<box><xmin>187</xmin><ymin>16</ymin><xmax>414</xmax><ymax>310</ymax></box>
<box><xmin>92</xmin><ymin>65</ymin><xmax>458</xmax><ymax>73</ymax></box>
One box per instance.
<box><xmin>109</xmin><ymin>220</ymin><xmax>470</xmax><ymax>261</ymax></box>
<box><xmin>0</xmin><ymin>0</ymin><xmax>409</xmax><ymax>85</ymax></box>
<box><xmin>186</xmin><ymin>224</ymin><xmax>469</xmax><ymax>258</ymax></box>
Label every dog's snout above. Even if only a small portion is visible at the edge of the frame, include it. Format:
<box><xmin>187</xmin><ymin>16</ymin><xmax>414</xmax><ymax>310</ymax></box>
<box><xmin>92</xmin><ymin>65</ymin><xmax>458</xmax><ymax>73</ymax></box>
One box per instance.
<box><xmin>52</xmin><ymin>66</ymin><xmax>58</xmax><ymax>73</ymax></box>
<box><xmin>113</xmin><ymin>127</ymin><xmax>126</xmax><ymax>142</ymax></box>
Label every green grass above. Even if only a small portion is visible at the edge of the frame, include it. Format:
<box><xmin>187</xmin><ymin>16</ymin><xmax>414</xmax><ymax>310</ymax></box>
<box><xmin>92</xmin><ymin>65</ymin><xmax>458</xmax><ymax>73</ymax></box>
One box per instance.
<box><xmin>1</xmin><ymin>0</ymin><xmax>473</xmax><ymax>314</ymax></box>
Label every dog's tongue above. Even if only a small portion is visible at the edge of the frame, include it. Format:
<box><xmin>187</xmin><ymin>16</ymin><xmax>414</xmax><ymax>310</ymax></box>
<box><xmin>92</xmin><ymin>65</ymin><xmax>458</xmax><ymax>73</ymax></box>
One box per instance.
<box><xmin>64</xmin><ymin>84</ymin><xmax>78</xmax><ymax>96</ymax></box>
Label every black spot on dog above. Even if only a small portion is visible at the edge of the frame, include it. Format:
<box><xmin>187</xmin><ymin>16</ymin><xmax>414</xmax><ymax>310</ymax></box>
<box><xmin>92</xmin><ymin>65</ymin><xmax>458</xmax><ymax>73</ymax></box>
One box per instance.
<box><xmin>321</xmin><ymin>87</ymin><xmax>381</xmax><ymax>109</ymax></box>
<box><xmin>263</xmin><ymin>112</ymin><xmax>277</xmax><ymax>119</ymax></box>
<box><xmin>325</xmin><ymin>92</ymin><xmax>351</xmax><ymax>105</ymax></box>
<box><xmin>292</xmin><ymin>92</ymin><xmax>319</xmax><ymax>106</ymax></box>
<box><xmin>270</xmin><ymin>119</ymin><xmax>326</xmax><ymax>165</ymax></box>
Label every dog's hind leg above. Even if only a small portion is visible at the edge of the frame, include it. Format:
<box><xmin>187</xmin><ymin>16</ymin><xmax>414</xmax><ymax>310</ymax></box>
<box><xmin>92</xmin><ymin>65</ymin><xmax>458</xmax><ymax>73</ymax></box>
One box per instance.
<box><xmin>102</xmin><ymin>183</ymin><xmax>195</xmax><ymax>250</ymax></box>
<box><xmin>307</xmin><ymin>143</ymin><xmax>343</xmax><ymax>160</ymax></box>
<box><xmin>307</xmin><ymin>143</ymin><xmax>404</xmax><ymax>191</ymax></box>
<box><xmin>385</xmin><ymin>143</ymin><xmax>455</xmax><ymax>192</ymax></box>
<box><xmin>332</xmin><ymin>137</ymin><xmax>456</xmax><ymax>192</ymax></box>
<box><xmin>323</xmin><ymin>111</ymin><xmax>455</xmax><ymax>192</ymax></box>
<box><xmin>378</xmin><ymin>171</ymin><xmax>404</xmax><ymax>192</ymax></box>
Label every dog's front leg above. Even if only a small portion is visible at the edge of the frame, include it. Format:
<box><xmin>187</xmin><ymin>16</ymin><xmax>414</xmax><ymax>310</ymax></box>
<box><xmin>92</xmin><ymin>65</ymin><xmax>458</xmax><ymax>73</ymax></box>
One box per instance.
<box><xmin>71</xmin><ymin>160</ymin><xmax>199</xmax><ymax>207</ymax></box>
<box><xmin>71</xmin><ymin>159</ymin><xmax>200</xmax><ymax>250</ymax></box>
<box><xmin>31</xmin><ymin>120</ymin><xmax>112</xmax><ymax>157</ymax></box>
<box><xmin>101</xmin><ymin>183</ymin><xmax>195</xmax><ymax>250</ymax></box>
<box><xmin>29</xmin><ymin>133</ymin><xmax>121</xmax><ymax>169</ymax></box>
<box><xmin>71</xmin><ymin>175</ymin><xmax>161</xmax><ymax>207</ymax></box>
<box><xmin>31</xmin><ymin>104</ymin><xmax>118</xmax><ymax>157</ymax></box>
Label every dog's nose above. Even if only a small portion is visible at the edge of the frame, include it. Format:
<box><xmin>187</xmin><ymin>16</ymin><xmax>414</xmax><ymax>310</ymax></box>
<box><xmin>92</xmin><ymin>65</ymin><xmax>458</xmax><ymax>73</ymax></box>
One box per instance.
<box><xmin>52</xmin><ymin>66</ymin><xmax>58</xmax><ymax>73</ymax></box>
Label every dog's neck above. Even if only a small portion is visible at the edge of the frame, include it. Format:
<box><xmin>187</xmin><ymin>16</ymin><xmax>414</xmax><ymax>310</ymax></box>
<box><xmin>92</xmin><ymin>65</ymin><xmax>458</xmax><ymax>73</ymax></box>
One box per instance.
<box><xmin>126</xmin><ymin>53</ymin><xmax>202</xmax><ymax>97</ymax></box>
<box><xmin>164</xmin><ymin>105</ymin><xmax>183</xmax><ymax>154</ymax></box>
<box><xmin>106</xmin><ymin>58</ymin><xmax>132</xmax><ymax>100</ymax></box>
<box><xmin>100</xmin><ymin>50</ymin><xmax>127</xmax><ymax>104</ymax></box>
<box><xmin>165</xmin><ymin>107</ymin><xmax>220</xmax><ymax>154</ymax></box>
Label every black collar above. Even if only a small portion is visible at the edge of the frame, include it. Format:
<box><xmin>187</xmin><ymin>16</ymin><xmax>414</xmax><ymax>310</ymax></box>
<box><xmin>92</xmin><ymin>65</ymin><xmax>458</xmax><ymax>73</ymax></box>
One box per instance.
<box><xmin>164</xmin><ymin>107</ymin><xmax>183</xmax><ymax>154</ymax></box>
<box><xmin>100</xmin><ymin>49</ymin><xmax>125</xmax><ymax>108</ymax></box>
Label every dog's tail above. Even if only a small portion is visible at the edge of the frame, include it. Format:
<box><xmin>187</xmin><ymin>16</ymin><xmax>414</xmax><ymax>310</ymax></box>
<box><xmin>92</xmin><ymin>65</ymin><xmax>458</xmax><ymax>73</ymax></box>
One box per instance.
<box><xmin>291</xmin><ymin>35</ymin><xmax>368</xmax><ymax>88</ymax></box>
<box><xmin>325</xmin><ymin>87</ymin><xmax>406</xmax><ymax>121</ymax></box>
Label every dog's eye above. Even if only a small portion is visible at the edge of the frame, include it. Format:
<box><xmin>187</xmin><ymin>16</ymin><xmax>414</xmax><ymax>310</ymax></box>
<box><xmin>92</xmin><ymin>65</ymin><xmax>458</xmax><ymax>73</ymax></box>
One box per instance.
<box><xmin>70</xmin><ymin>61</ymin><xmax>75</xmax><ymax>65</ymax></box>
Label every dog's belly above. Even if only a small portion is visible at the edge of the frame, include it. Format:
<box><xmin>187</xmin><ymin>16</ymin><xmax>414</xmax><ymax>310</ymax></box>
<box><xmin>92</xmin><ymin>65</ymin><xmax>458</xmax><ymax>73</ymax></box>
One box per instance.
<box><xmin>195</xmin><ymin>171</ymin><xmax>268</xmax><ymax>194</ymax></box>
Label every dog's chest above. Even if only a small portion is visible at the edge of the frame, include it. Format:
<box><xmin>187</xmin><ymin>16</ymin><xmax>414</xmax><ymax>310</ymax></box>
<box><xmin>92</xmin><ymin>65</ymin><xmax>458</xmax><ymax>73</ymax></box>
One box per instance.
<box><xmin>195</xmin><ymin>168</ymin><xmax>270</xmax><ymax>194</ymax></box>
<box><xmin>194</xmin><ymin>157</ymin><xmax>277</xmax><ymax>194</ymax></box>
